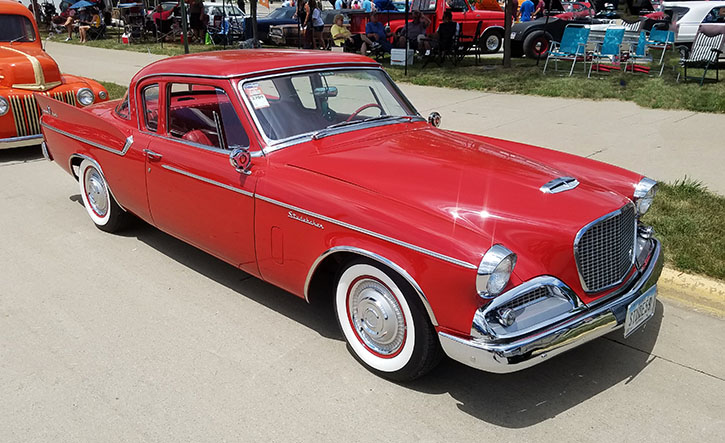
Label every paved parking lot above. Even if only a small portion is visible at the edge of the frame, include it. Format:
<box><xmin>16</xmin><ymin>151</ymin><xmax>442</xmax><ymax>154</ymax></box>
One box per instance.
<box><xmin>1</xmin><ymin>147</ymin><xmax>724</xmax><ymax>442</ymax></box>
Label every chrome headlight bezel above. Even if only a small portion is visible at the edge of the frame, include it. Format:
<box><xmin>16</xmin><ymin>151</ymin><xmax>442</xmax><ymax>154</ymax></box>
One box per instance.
<box><xmin>0</xmin><ymin>96</ymin><xmax>8</xmax><ymax>116</ymax></box>
<box><xmin>633</xmin><ymin>177</ymin><xmax>658</xmax><ymax>216</ymax></box>
<box><xmin>477</xmin><ymin>245</ymin><xmax>517</xmax><ymax>299</ymax></box>
<box><xmin>76</xmin><ymin>88</ymin><xmax>95</xmax><ymax>106</ymax></box>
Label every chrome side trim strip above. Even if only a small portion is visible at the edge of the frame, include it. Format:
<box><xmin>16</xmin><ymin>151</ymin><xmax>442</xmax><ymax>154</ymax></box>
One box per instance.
<box><xmin>256</xmin><ymin>194</ymin><xmax>477</xmax><ymax>270</ymax></box>
<box><xmin>41</xmin><ymin>121</ymin><xmax>131</xmax><ymax>156</ymax></box>
<box><xmin>0</xmin><ymin>133</ymin><xmax>43</xmax><ymax>149</ymax></box>
<box><xmin>160</xmin><ymin>164</ymin><xmax>254</xmax><ymax>197</ymax></box>
<box><xmin>304</xmin><ymin>246</ymin><xmax>438</xmax><ymax>326</ymax></box>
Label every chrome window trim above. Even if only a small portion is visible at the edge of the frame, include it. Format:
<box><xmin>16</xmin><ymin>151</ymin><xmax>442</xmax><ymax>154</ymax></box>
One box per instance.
<box><xmin>41</xmin><ymin>121</ymin><xmax>132</xmax><ymax>156</ymax></box>
<box><xmin>161</xmin><ymin>164</ymin><xmax>254</xmax><ymax>197</ymax></box>
<box><xmin>573</xmin><ymin>202</ymin><xmax>637</xmax><ymax>293</ymax></box>
<box><xmin>256</xmin><ymin>194</ymin><xmax>478</xmax><ymax>270</ymax></box>
<box><xmin>304</xmin><ymin>246</ymin><xmax>438</xmax><ymax>326</ymax></box>
<box><xmin>236</xmin><ymin>66</ymin><xmax>421</xmax><ymax>155</ymax></box>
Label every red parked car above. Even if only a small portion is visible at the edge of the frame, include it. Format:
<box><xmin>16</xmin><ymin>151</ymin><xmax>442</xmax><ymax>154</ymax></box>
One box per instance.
<box><xmin>0</xmin><ymin>0</ymin><xmax>108</xmax><ymax>149</ymax></box>
<box><xmin>37</xmin><ymin>50</ymin><xmax>662</xmax><ymax>381</ymax></box>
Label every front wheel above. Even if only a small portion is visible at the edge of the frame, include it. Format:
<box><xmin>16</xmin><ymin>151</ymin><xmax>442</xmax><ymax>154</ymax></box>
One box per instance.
<box><xmin>480</xmin><ymin>30</ymin><xmax>503</xmax><ymax>54</ymax></box>
<box><xmin>78</xmin><ymin>159</ymin><xmax>129</xmax><ymax>233</ymax></box>
<box><xmin>335</xmin><ymin>259</ymin><xmax>442</xmax><ymax>381</ymax></box>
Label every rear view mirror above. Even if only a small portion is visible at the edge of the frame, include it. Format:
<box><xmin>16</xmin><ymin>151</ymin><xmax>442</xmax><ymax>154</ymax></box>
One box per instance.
<box><xmin>313</xmin><ymin>86</ymin><xmax>338</xmax><ymax>98</ymax></box>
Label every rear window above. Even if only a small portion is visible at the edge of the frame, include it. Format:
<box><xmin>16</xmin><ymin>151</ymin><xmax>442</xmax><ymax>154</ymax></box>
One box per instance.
<box><xmin>0</xmin><ymin>15</ymin><xmax>36</xmax><ymax>42</ymax></box>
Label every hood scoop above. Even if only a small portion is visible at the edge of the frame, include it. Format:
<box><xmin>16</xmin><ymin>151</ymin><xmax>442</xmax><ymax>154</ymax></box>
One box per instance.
<box><xmin>540</xmin><ymin>176</ymin><xmax>579</xmax><ymax>194</ymax></box>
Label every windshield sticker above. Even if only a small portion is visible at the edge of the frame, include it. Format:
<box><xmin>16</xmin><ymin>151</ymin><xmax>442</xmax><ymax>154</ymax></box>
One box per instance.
<box><xmin>243</xmin><ymin>83</ymin><xmax>270</xmax><ymax>109</ymax></box>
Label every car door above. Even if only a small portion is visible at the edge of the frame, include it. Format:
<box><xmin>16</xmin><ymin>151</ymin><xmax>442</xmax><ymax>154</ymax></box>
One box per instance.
<box><xmin>143</xmin><ymin>78</ymin><xmax>260</xmax><ymax>275</ymax></box>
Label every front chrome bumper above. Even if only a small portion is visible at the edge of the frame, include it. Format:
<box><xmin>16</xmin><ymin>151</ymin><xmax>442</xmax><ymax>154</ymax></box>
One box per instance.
<box><xmin>0</xmin><ymin>134</ymin><xmax>43</xmax><ymax>149</ymax></box>
<box><xmin>439</xmin><ymin>239</ymin><xmax>664</xmax><ymax>374</ymax></box>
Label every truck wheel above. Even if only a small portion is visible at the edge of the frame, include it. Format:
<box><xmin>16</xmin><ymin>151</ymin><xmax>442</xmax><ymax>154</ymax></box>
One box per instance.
<box><xmin>480</xmin><ymin>30</ymin><xmax>503</xmax><ymax>53</ymax></box>
<box><xmin>524</xmin><ymin>30</ymin><xmax>553</xmax><ymax>60</ymax></box>
<box><xmin>335</xmin><ymin>259</ymin><xmax>442</xmax><ymax>381</ymax></box>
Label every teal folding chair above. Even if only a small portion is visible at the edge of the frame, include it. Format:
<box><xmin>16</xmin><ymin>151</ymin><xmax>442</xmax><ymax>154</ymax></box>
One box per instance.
<box><xmin>543</xmin><ymin>25</ymin><xmax>590</xmax><ymax>76</ymax></box>
<box><xmin>623</xmin><ymin>31</ymin><xmax>653</xmax><ymax>74</ymax></box>
<box><xmin>588</xmin><ymin>27</ymin><xmax>625</xmax><ymax>77</ymax></box>
<box><xmin>648</xmin><ymin>29</ymin><xmax>676</xmax><ymax>76</ymax></box>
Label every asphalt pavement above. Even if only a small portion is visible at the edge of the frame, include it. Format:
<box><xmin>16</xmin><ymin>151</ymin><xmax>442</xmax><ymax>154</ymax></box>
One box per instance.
<box><xmin>44</xmin><ymin>40</ymin><xmax>725</xmax><ymax>195</ymax></box>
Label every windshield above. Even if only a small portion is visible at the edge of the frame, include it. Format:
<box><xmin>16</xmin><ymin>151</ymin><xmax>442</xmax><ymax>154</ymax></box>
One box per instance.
<box><xmin>268</xmin><ymin>7</ymin><xmax>293</xmax><ymax>19</ymax></box>
<box><xmin>240</xmin><ymin>69</ymin><xmax>416</xmax><ymax>143</ymax></box>
<box><xmin>0</xmin><ymin>15</ymin><xmax>36</xmax><ymax>42</ymax></box>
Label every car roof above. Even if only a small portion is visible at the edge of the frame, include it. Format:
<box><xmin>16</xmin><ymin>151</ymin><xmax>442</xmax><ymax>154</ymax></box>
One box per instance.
<box><xmin>133</xmin><ymin>49</ymin><xmax>380</xmax><ymax>83</ymax></box>
<box><xmin>0</xmin><ymin>0</ymin><xmax>36</xmax><ymax>19</ymax></box>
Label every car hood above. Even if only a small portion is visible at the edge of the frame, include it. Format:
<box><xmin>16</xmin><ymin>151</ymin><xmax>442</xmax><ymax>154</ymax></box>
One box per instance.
<box><xmin>0</xmin><ymin>44</ymin><xmax>62</xmax><ymax>90</ymax></box>
<box><xmin>286</xmin><ymin>124</ymin><xmax>633</xmax><ymax>298</ymax></box>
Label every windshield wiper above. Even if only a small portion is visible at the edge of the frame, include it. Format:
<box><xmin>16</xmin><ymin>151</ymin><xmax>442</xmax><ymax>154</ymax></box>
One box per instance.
<box><xmin>312</xmin><ymin>115</ymin><xmax>416</xmax><ymax>140</ymax></box>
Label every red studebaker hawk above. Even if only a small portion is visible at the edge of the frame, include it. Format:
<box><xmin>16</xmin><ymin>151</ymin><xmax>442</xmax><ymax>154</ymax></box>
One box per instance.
<box><xmin>37</xmin><ymin>50</ymin><xmax>662</xmax><ymax>381</ymax></box>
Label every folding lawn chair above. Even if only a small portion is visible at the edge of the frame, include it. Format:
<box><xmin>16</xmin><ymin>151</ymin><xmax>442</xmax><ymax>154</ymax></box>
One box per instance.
<box><xmin>588</xmin><ymin>27</ymin><xmax>625</xmax><ymax>77</ymax></box>
<box><xmin>677</xmin><ymin>30</ymin><xmax>725</xmax><ymax>86</ymax></box>
<box><xmin>647</xmin><ymin>29</ymin><xmax>676</xmax><ymax>76</ymax></box>
<box><xmin>543</xmin><ymin>25</ymin><xmax>590</xmax><ymax>76</ymax></box>
<box><xmin>454</xmin><ymin>20</ymin><xmax>483</xmax><ymax>66</ymax></box>
<box><xmin>622</xmin><ymin>31</ymin><xmax>653</xmax><ymax>74</ymax></box>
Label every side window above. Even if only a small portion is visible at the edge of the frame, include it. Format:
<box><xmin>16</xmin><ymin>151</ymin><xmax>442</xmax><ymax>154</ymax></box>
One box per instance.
<box><xmin>167</xmin><ymin>83</ymin><xmax>250</xmax><ymax>150</ymax></box>
<box><xmin>115</xmin><ymin>90</ymin><xmax>130</xmax><ymax>120</ymax></box>
<box><xmin>142</xmin><ymin>84</ymin><xmax>159</xmax><ymax>132</ymax></box>
<box><xmin>705</xmin><ymin>7</ymin><xmax>725</xmax><ymax>23</ymax></box>
<box><xmin>290</xmin><ymin>75</ymin><xmax>316</xmax><ymax>110</ymax></box>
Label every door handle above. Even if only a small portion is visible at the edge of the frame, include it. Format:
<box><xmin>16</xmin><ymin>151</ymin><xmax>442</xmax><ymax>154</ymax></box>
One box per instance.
<box><xmin>143</xmin><ymin>149</ymin><xmax>163</xmax><ymax>160</ymax></box>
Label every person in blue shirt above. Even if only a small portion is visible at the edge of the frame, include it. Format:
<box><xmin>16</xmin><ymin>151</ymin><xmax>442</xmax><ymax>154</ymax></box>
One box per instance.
<box><xmin>519</xmin><ymin>0</ymin><xmax>535</xmax><ymax>22</ymax></box>
<box><xmin>362</xmin><ymin>0</ymin><xmax>373</xmax><ymax>12</ymax></box>
<box><xmin>374</xmin><ymin>0</ymin><xmax>395</xmax><ymax>11</ymax></box>
<box><xmin>335</xmin><ymin>0</ymin><xmax>343</xmax><ymax>9</ymax></box>
<box><xmin>365</xmin><ymin>11</ymin><xmax>392</xmax><ymax>51</ymax></box>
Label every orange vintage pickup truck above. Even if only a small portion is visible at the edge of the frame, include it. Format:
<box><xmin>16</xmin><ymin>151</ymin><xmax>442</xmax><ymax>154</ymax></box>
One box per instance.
<box><xmin>0</xmin><ymin>0</ymin><xmax>108</xmax><ymax>149</ymax></box>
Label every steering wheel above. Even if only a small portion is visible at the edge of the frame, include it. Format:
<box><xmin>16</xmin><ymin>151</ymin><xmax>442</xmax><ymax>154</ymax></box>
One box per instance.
<box><xmin>345</xmin><ymin>103</ymin><xmax>384</xmax><ymax>122</ymax></box>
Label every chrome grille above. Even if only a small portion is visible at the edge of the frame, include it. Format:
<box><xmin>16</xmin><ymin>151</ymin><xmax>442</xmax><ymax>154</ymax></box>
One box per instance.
<box><xmin>500</xmin><ymin>286</ymin><xmax>549</xmax><ymax>311</ymax></box>
<box><xmin>9</xmin><ymin>91</ymin><xmax>76</xmax><ymax>136</ymax></box>
<box><xmin>575</xmin><ymin>204</ymin><xmax>636</xmax><ymax>292</ymax></box>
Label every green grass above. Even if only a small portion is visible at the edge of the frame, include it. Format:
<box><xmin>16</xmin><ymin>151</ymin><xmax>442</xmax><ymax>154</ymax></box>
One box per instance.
<box><xmin>643</xmin><ymin>179</ymin><xmax>725</xmax><ymax>280</ymax></box>
<box><xmin>99</xmin><ymin>81</ymin><xmax>127</xmax><ymax>100</ymax></box>
<box><xmin>43</xmin><ymin>28</ymin><xmax>219</xmax><ymax>57</ymax></box>
<box><xmin>386</xmin><ymin>55</ymin><xmax>725</xmax><ymax>114</ymax></box>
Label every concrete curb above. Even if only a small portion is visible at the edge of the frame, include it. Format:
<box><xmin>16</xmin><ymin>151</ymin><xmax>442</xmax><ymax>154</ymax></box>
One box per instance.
<box><xmin>658</xmin><ymin>267</ymin><xmax>725</xmax><ymax>319</ymax></box>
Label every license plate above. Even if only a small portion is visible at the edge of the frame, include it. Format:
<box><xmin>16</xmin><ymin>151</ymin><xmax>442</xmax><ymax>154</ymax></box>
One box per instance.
<box><xmin>624</xmin><ymin>285</ymin><xmax>657</xmax><ymax>338</ymax></box>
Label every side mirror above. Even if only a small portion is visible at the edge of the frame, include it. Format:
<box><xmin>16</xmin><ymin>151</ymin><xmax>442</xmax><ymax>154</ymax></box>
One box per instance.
<box><xmin>428</xmin><ymin>112</ymin><xmax>441</xmax><ymax>127</ymax></box>
<box><xmin>229</xmin><ymin>148</ymin><xmax>252</xmax><ymax>175</ymax></box>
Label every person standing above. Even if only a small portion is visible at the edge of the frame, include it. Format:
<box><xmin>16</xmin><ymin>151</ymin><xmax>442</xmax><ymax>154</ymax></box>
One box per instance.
<box><xmin>187</xmin><ymin>0</ymin><xmax>205</xmax><ymax>42</ymax></box>
<box><xmin>519</xmin><ymin>0</ymin><xmax>534</xmax><ymax>22</ymax></box>
<box><xmin>534</xmin><ymin>0</ymin><xmax>545</xmax><ymax>19</ymax></box>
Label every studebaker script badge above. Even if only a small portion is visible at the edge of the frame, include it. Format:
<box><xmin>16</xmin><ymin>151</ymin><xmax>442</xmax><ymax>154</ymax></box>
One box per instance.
<box><xmin>288</xmin><ymin>211</ymin><xmax>324</xmax><ymax>229</ymax></box>
<box><xmin>42</xmin><ymin>105</ymin><xmax>57</xmax><ymax>117</ymax></box>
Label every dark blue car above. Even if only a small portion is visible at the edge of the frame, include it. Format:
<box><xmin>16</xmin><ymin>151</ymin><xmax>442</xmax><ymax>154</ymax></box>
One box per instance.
<box><xmin>246</xmin><ymin>7</ymin><xmax>298</xmax><ymax>44</ymax></box>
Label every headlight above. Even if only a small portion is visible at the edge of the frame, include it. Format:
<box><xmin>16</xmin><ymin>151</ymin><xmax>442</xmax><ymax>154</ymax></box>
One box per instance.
<box><xmin>98</xmin><ymin>90</ymin><xmax>108</xmax><ymax>100</ymax></box>
<box><xmin>633</xmin><ymin>177</ymin><xmax>657</xmax><ymax>215</ymax></box>
<box><xmin>0</xmin><ymin>96</ymin><xmax>8</xmax><ymax>116</ymax></box>
<box><xmin>476</xmin><ymin>245</ymin><xmax>517</xmax><ymax>298</ymax></box>
<box><xmin>76</xmin><ymin>88</ymin><xmax>95</xmax><ymax>106</ymax></box>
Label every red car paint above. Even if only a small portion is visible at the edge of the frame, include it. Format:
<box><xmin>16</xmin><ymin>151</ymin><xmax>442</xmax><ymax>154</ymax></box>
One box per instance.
<box><xmin>38</xmin><ymin>49</ymin><xmax>649</xmax><ymax>346</ymax></box>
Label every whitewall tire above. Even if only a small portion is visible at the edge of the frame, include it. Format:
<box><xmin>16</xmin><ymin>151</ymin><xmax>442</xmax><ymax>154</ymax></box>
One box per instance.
<box><xmin>78</xmin><ymin>159</ymin><xmax>128</xmax><ymax>233</ymax></box>
<box><xmin>335</xmin><ymin>259</ymin><xmax>442</xmax><ymax>381</ymax></box>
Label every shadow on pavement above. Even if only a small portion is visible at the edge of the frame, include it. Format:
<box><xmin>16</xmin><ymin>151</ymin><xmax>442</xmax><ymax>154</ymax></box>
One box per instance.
<box><xmin>71</xmin><ymin>195</ymin><xmax>663</xmax><ymax>428</ymax></box>
<box><xmin>0</xmin><ymin>145</ymin><xmax>43</xmax><ymax>164</ymax></box>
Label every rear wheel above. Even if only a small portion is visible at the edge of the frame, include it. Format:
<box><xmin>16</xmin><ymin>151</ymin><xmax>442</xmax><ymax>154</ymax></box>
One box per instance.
<box><xmin>524</xmin><ymin>30</ymin><xmax>553</xmax><ymax>60</ymax></box>
<box><xmin>334</xmin><ymin>259</ymin><xmax>442</xmax><ymax>381</ymax></box>
<box><xmin>78</xmin><ymin>159</ymin><xmax>128</xmax><ymax>233</ymax></box>
<box><xmin>481</xmin><ymin>30</ymin><xmax>503</xmax><ymax>54</ymax></box>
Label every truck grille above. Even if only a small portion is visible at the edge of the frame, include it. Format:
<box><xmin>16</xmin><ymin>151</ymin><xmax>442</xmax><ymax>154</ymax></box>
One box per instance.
<box><xmin>9</xmin><ymin>91</ymin><xmax>77</xmax><ymax>137</ymax></box>
<box><xmin>575</xmin><ymin>203</ymin><xmax>636</xmax><ymax>293</ymax></box>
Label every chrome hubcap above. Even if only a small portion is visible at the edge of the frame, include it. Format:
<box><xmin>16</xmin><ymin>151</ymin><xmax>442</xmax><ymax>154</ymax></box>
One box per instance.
<box><xmin>486</xmin><ymin>36</ymin><xmax>499</xmax><ymax>51</ymax></box>
<box><xmin>348</xmin><ymin>278</ymin><xmax>406</xmax><ymax>356</ymax></box>
<box><xmin>85</xmin><ymin>168</ymin><xmax>108</xmax><ymax>217</ymax></box>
